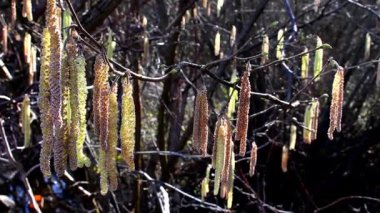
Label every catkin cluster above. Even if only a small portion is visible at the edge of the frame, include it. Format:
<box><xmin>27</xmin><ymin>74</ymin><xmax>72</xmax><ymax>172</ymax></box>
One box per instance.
<box><xmin>328</xmin><ymin>66</ymin><xmax>344</xmax><ymax>140</ymax></box>
<box><xmin>236</xmin><ymin>64</ymin><xmax>251</xmax><ymax>156</ymax></box>
<box><xmin>193</xmin><ymin>89</ymin><xmax>209</xmax><ymax>156</ymax></box>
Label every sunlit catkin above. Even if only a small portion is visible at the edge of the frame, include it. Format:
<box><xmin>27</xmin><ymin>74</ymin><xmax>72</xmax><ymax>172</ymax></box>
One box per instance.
<box><xmin>108</xmin><ymin>84</ymin><xmax>119</xmax><ymax>191</ymax></box>
<box><xmin>201</xmin><ymin>164</ymin><xmax>212</xmax><ymax>200</ymax></box>
<box><xmin>220</xmin><ymin>120</ymin><xmax>232</xmax><ymax>198</ymax></box>
<box><xmin>99</xmin><ymin>149</ymin><xmax>108</xmax><ymax>195</ymax></box>
<box><xmin>39</xmin><ymin>28</ymin><xmax>54</xmax><ymax>177</ymax></box>
<box><xmin>22</xmin><ymin>0</ymin><xmax>33</xmax><ymax>21</ymax></box>
<box><xmin>75</xmin><ymin>55</ymin><xmax>90</xmax><ymax>168</ymax></box>
<box><xmin>310</xmin><ymin>99</ymin><xmax>320</xmax><ymax>141</ymax></box>
<box><xmin>276</xmin><ymin>29</ymin><xmax>284</xmax><ymax>59</ymax></box>
<box><xmin>230</xmin><ymin>25</ymin><xmax>236</xmax><ymax>47</ymax></box>
<box><xmin>214</xmin><ymin>31</ymin><xmax>221</xmax><ymax>56</ymax></box>
<box><xmin>249</xmin><ymin>142</ymin><xmax>257</xmax><ymax>177</ymax></box>
<box><xmin>281</xmin><ymin>146</ymin><xmax>289</xmax><ymax>173</ymax></box>
<box><xmin>364</xmin><ymin>33</ymin><xmax>371</xmax><ymax>60</ymax></box>
<box><xmin>289</xmin><ymin>124</ymin><xmax>297</xmax><ymax>150</ymax></box>
<box><xmin>303</xmin><ymin>103</ymin><xmax>312</xmax><ymax>144</ymax></box>
<box><xmin>236</xmin><ymin>64</ymin><xmax>251</xmax><ymax>156</ymax></box>
<box><xmin>120</xmin><ymin>79</ymin><xmax>136</xmax><ymax>171</ymax></box>
<box><xmin>24</xmin><ymin>32</ymin><xmax>31</xmax><ymax>63</ymax></box>
<box><xmin>216</xmin><ymin>0</ymin><xmax>224</xmax><ymax>17</ymax></box>
<box><xmin>261</xmin><ymin>34</ymin><xmax>269</xmax><ymax>65</ymax></box>
<box><xmin>193</xmin><ymin>89</ymin><xmax>209</xmax><ymax>156</ymax></box>
<box><xmin>328</xmin><ymin>66</ymin><xmax>344</xmax><ymax>140</ymax></box>
<box><xmin>21</xmin><ymin>95</ymin><xmax>31</xmax><ymax>148</ymax></box>
<box><xmin>227</xmin><ymin>151</ymin><xmax>235</xmax><ymax>209</ymax></box>
<box><xmin>212</xmin><ymin>116</ymin><xmax>227</xmax><ymax>196</ymax></box>
<box><xmin>301</xmin><ymin>48</ymin><xmax>309</xmax><ymax>80</ymax></box>
<box><xmin>313</xmin><ymin>36</ymin><xmax>323</xmax><ymax>81</ymax></box>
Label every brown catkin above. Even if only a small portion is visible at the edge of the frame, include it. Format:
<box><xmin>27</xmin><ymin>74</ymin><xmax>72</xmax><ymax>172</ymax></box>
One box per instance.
<box><xmin>39</xmin><ymin>28</ymin><xmax>53</xmax><ymax>177</ymax></box>
<box><xmin>93</xmin><ymin>55</ymin><xmax>109</xmax><ymax>137</ymax></box>
<box><xmin>236</xmin><ymin>64</ymin><xmax>251</xmax><ymax>156</ymax></box>
<box><xmin>249</xmin><ymin>142</ymin><xmax>257</xmax><ymax>177</ymax></box>
<box><xmin>281</xmin><ymin>146</ymin><xmax>289</xmax><ymax>173</ymax></box>
<box><xmin>193</xmin><ymin>89</ymin><xmax>209</xmax><ymax>156</ymax></box>
<box><xmin>120</xmin><ymin>78</ymin><xmax>136</xmax><ymax>171</ymax></box>
<box><xmin>107</xmin><ymin>84</ymin><xmax>119</xmax><ymax>191</ymax></box>
<box><xmin>2</xmin><ymin>25</ymin><xmax>7</xmax><ymax>54</ymax></box>
<box><xmin>328</xmin><ymin>66</ymin><xmax>344</xmax><ymax>140</ymax></box>
<box><xmin>11</xmin><ymin>0</ymin><xmax>16</xmax><ymax>25</ymax></box>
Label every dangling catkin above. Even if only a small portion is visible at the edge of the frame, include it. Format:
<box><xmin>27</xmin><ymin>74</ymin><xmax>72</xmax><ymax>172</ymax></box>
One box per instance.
<box><xmin>214</xmin><ymin>31</ymin><xmax>221</xmax><ymax>56</ymax></box>
<box><xmin>261</xmin><ymin>34</ymin><xmax>269</xmax><ymax>65</ymax></box>
<box><xmin>2</xmin><ymin>25</ymin><xmax>7</xmax><ymax>54</ymax></box>
<box><xmin>212</xmin><ymin>116</ymin><xmax>227</xmax><ymax>196</ymax></box>
<box><xmin>24</xmin><ymin>32</ymin><xmax>31</xmax><ymax>64</ymax></box>
<box><xmin>230</xmin><ymin>25</ymin><xmax>236</xmax><ymax>47</ymax></box>
<box><xmin>303</xmin><ymin>103</ymin><xmax>312</xmax><ymax>144</ymax></box>
<box><xmin>201</xmin><ymin>164</ymin><xmax>212</xmax><ymax>200</ymax></box>
<box><xmin>99</xmin><ymin>149</ymin><xmax>108</xmax><ymax>195</ymax></box>
<box><xmin>22</xmin><ymin>0</ymin><xmax>33</xmax><ymax>21</ymax></box>
<box><xmin>220</xmin><ymin>119</ymin><xmax>232</xmax><ymax>198</ymax></box>
<box><xmin>75</xmin><ymin>55</ymin><xmax>90</xmax><ymax>168</ymax></box>
<box><xmin>301</xmin><ymin>48</ymin><xmax>309</xmax><ymax>80</ymax></box>
<box><xmin>249</xmin><ymin>142</ymin><xmax>257</xmax><ymax>177</ymax></box>
<box><xmin>364</xmin><ymin>33</ymin><xmax>371</xmax><ymax>60</ymax></box>
<box><xmin>289</xmin><ymin>124</ymin><xmax>297</xmax><ymax>150</ymax></box>
<box><xmin>21</xmin><ymin>95</ymin><xmax>31</xmax><ymax>148</ymax></box>
<box><xmin>107</xmin><ymin>84</ymin><xmax>119</xmax><ymax>191</ymax></box>
<box><xmin>93</xmin><ymin>55</ymin><xmax>109</xmax><ymax>137</ymax></box>
<box><xmin>310</xmin><ymin>99</ymin><xmax>320</xmax><ymax>141</ymax></box>
<box><xmin>39</xmin><ymin>28</ymin><xmax>54</xmax><ymax>177</ymax></box>
<box><xmin>313</xmin><ymin>36</ymin><xmax>323</xmax><ymax>81</ymax></box>
<box><xmin>192</xmin><ymin>89</ymin><xmax>209</xmax><ymax>156</ymax></box>
<box><xmin>276</xmin><ymin>29</ymin><xmax>284</xmax><ymax>59</ymax></box>
<box><xmin>236</xmin><ymin>64</ymin><xmax>251</xmax><ymax>156</ymax></box>
<box><xmin>281</xmin><ymin>146</ymin><xmax>289</xmax><ymax>172</ymax></box>
<box><xmin>328</xmin><ymin>66</ymin><xmax>344</xmax><ymax>140</ymax></box>
<box><xmin>11</xmin><ymin>0</ymin><xmax>16</xmax><ymax>25</ymax></box>
<box><xmin>227</xmin><ymin>151</ymin><xmax>235</xmax><ymax>209</ymax></box>
<box><xmin>120</xmin><ymin>78</ymin><xmax>136</xmax><ymax>171</ymax></box>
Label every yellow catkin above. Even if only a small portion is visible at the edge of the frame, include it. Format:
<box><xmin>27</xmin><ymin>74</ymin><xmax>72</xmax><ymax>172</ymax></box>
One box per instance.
<box><xmin>328</xmin><ymin>66</ymin><xmax>344</xmax><ymax>140</ymax></box>
<box><xmin>24</xmin><ymin>32</ymin><xmax>31</xmax><ymax>64</ymax></box>
<box><xmin>212</xmin><ymin>116</ymin><xmax>227</xmax><ymax>196</ymax></box>
<box><xmin>120</xmin><ymin>79</ymin><xmax>136</xmax><ymax>171</ymax></box>
<box><xmin>220</xmin><ymin>119</ymin><xmax>232</xmax><ymax>198</ymax></box>
<box><xmin>249</xmin><ymin>142</ymin><xmax>257</xmax><ymax>177</ymax></box>
<box><xmin>261</xmin><ymin>34</ymin><xmax>269</xmax><ymax>65</ymax></box>
<box><xmin>193</xmin><ymin>89</ymin><xmax>209</xmax><ymax>156</ymax></box>
<box><xmin>54</xmin><ymin>50</ymin><xmax>70</xmax><ymax>177</ymax></box>
<box><xmin>276</xmin><ymin>29</ymin><xmax>284</xmax><ymax>59</ymax></box>
<box><xmin>310</xmin><ymin>99</ymin><xmax>320</xmax><ymax>141</ymax></box>
<box><xmin>39</xmin><ymin>28</ymin><xmax>53</xmax><ymax>177</ymax></box>
<box><xmin>301</xmin><ymin>48</ymin><xmax>309</xmax><ymax>80</ymax></box>
<box><xmin>214</xmin><ymin>31</ymin><xmax>221</xmax><ymax>56</ymax></box>
<box><xmin>313</xmin><ymin>36</ymin><xmax>323</xmax><ymax>81</ymax></box>
<box><xmin>108</xmin><ymin>84</ymin><xmax>119</xmax><ymax>191</ymax></box>
<box><xmin>289</xmin><ymin>124</ymin><xmax>297</xmax><ymax>150</ymax></box>
<box><xmin>22</xmin><ymin>0</ymin><xmax>33</xmax><ymax>21</ymax></box>
<box><xmin>236</xmin><ymin>64</ymin><xmax>251</xmax><ymax>156</ymax></box>
<box><xmin>226</xmin><ymin>151</ymin><xmax>235</xmax><ymax>208</ymax></box>
<box><xmin>99</xmin><ymin>149</ymin><xmax>108</xmax><ymax>195</ymax></box>
<box><xmin>21</xmin><ymin>95</ymin><xmax>31</xmax><ymax>148</ymax></box>
<box><xmin>201</xmin><ymin>164</ymin><xmax>212</xmax><ymax>200</ymax></box>
<box><xmin>281</xmin><ymin>146</ymin><xmax>289</xmax><ymax>173</ymax></box>
<box><xmin>303</xmin><ymin>103</ymin><xmax>312</xmax><ymax>144</ymax></box>
<box><xmin>47</xmin><ymin>0</ymin><xmax>63</xmax><ymax>129</ymax></box>
<box><xmin>364</xmin><ymin>33</ymin><xmax>371</xmax><ymax>60</ymax></box>
<box><xmin>11</xmin><ymin>0</ymin><xmax>16</xmax><ymax>25</ymax></box>
<box><xmin>2</xmin><ymin>25</ymin><xmax>7</xmax><ymax>54</ymax></box>
<box><xmin>75</xmin><ymin>55</ymin><xmax>90</xmax><ymax>168</ymax></box>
